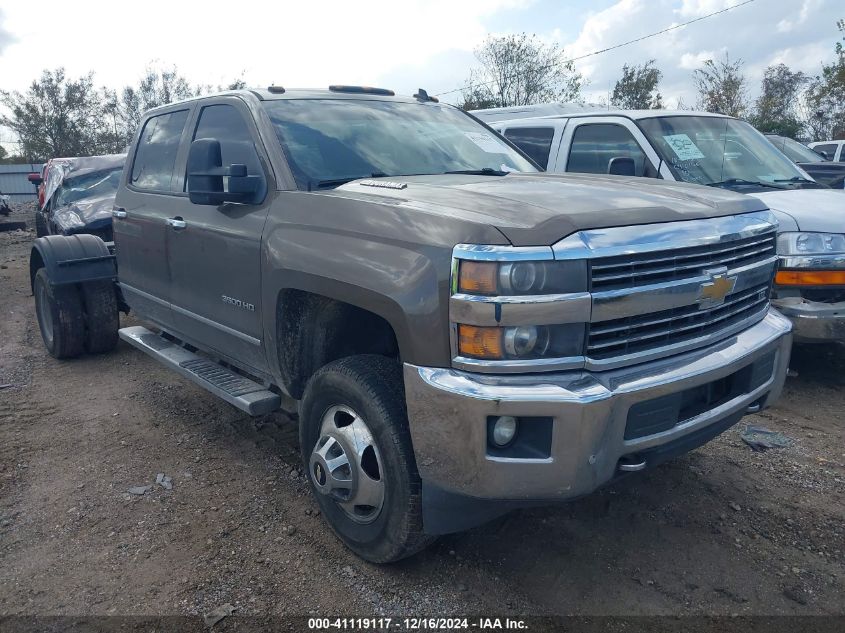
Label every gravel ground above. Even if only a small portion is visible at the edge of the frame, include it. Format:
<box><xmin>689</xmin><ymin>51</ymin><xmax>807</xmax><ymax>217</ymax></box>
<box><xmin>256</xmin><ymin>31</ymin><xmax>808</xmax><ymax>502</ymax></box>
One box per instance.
<box><xmin>1</xmin><ymin>203</ymin><xmax>843</xmax><ymax>622</ymax></box>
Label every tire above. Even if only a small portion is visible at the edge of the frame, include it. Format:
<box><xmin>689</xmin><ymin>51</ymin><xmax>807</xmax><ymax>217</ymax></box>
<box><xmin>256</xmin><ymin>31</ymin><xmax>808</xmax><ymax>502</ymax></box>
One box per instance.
<box><xmin>35</xmin><ymin>212</ymin><xmax>48</xmax><ymax>237</ymax></box>
<box><xmin>299</xmin><ymin>354</ymin><xmax>434</xmax><ymax>563</ymax></box>
<box><xmin>80</xmin><ymin>281</ymin><xmax>119</xmax><ymax>354</ymax></box>
<box><xmin>33</xmin><ymin>268</ymin><xmax>85</xmax><ymax>359</ymax></box>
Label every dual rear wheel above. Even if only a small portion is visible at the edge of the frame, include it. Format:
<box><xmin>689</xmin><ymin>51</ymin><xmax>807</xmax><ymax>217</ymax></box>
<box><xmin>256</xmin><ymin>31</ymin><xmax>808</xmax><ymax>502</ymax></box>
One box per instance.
<box><xmin>33</xmin><ymin>268</ymin><xmax>119</xmax><ymax>359</ymax></box>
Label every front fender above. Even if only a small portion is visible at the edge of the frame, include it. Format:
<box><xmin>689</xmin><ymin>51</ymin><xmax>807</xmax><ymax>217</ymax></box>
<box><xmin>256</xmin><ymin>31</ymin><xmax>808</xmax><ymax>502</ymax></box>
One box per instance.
<box><xmin>260</xmin><ymin>225</ymin><xmax>451</xmax><ymax>378</ymax></box>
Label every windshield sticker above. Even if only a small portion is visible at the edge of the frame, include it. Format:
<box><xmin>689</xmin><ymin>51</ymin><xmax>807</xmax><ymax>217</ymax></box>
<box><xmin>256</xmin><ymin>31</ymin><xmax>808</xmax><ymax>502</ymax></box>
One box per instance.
<box><xmin>663</xmin><ymin>134</ymin><xmax>706</xmax><ymax>161</ymax></box>
<box><xmin>463</xmin><ymin>131</ymin><xmax>504</xmax><ymax>153</ymax></box>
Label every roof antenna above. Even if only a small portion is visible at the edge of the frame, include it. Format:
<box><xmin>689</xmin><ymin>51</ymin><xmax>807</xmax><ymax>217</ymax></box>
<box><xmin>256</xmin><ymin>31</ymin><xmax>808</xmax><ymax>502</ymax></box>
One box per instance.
<box><xmin>414</xmin><ymin>88</ymin><xmax>438</xmax><ymax>103</ymax></box>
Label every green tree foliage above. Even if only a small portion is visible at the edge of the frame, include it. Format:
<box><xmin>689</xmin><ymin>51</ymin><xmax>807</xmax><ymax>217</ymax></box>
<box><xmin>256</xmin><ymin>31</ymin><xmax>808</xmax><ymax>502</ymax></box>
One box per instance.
<box><xmin>458</xmin><ymin>33</ymin><xmax>583</xmax><ymax>110</ymax></box>
<box><xmin>693</xmin><ymin>53</ymin><xmax>748</xmax><ymax>117</ymax></box>
<box><xmin>0</xmin><ymin>68</ymin><xmax>121</xmax><ymax>161</ymax></box>
<box><xmin>611</xmin><ymin>60</ymin><xmax>663</xmax><ymax>110</ymax></box>
<box><xmin>749</xmin><ymin>64</ymin><xmax>807</xmax><ymax>138</ymax></box>
<box><xmin>804</xmin><ymin>19</ymin><xmax>845</xmax><ymax>141</ymax></box>
<box><xmin>112</xmin><ymin>65</ymin><xmax>203</xmax><ymax>146</ymax></box>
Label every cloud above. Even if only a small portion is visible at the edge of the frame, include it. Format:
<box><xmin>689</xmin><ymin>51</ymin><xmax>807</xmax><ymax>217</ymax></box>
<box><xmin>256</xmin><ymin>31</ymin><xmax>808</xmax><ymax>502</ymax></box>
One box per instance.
<box><xmin>679</xmin><ymin>50</ymin><xmax>718</xmax><ymax>70</ymax></box>
<box><xmin>0</xmin><ymin>9</ymin><xmax>15</xmax><ymax>55</ymax></box>
<box><xmin>558</xmin><ymin>0</ymin><xmax>838</xmax><ymax>107</ymax></box>
<box><xmin>0</xmin><ymin>0</ymin><xmax>531</xmax><ymax>96</ymax></box>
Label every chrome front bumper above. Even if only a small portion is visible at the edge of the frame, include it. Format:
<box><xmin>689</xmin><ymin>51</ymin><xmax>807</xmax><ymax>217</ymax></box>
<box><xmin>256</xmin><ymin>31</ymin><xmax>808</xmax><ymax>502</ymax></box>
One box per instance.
<box><xmin>772</xmin><ymin>297</ymin><xmax>845</xmax><ymax>342</ymax></box>
<box><xmin>404</xmin><ymin>310</ymin><xmax>792</xmax><ymax>505</ymax></box>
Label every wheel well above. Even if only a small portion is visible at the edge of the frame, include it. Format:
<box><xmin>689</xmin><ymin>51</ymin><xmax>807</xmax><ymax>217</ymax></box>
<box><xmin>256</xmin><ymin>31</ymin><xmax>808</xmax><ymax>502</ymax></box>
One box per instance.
<box><xmin>276</xmin><ymin>289</ymin><xmax>400</xmax><ymax>399</ymax></box>
<box><xmin>29</xmin><ymin>248</ymin><xmax>45</xmax><ymax>293</ymax></box>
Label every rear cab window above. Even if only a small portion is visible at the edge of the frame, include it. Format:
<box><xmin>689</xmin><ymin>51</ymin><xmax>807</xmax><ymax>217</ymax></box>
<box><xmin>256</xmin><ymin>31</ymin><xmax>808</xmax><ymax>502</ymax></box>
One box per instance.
<box><xmin>131</xmin><ymin>110</ymin><xmax>190</xmax><ymax>192</ymax></box>
<box><xmin>502</xmin><ymin>127</ymin><xmax>555</xmax><ymax>169</ymax></box>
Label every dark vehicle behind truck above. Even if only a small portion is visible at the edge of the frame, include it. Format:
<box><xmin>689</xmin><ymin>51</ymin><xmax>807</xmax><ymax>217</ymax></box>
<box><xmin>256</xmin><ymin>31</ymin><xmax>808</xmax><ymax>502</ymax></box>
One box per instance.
<box><xmin>29</xmin><ymin>88</ymin><xmax>791</xmax><ymax>562</ymax></box>
<box><xmin>35</xmin><ymin>154</ymin><xmax>126</xmax><ymax>241</ymax></box>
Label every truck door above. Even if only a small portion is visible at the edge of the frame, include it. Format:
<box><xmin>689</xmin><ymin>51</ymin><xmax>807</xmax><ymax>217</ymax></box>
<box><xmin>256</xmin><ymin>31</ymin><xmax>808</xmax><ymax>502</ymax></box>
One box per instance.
<box><xmin>114</xmin><ymin>108</ymin><xmax>192</xmax><ymax>331</ymax></box>
<box><xmin>556</xmin><ymin>117</ymin><xmax>663</xmax><ymax>178</ymax></box>
<box><xmin>166</xmin><ymin>99</ymin><xmax>274</xmax><ymax>373</ymax></box>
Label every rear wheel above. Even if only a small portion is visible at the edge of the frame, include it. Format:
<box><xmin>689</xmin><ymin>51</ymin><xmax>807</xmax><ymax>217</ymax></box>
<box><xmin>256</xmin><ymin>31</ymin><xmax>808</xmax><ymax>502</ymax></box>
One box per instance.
<box><xmin>299</xmin><ymin>354</ymin><xmax>434</xmax><ymax>563</ymax></box>
<box><xmin>34</xmin><ymin>268</ymin><xmax>85</xmax><ymax>359</ymax></box>
<box><xmin>81</xmin><ymin>281</ymin><xmax>119</xmax><ymax>354</ymax></box>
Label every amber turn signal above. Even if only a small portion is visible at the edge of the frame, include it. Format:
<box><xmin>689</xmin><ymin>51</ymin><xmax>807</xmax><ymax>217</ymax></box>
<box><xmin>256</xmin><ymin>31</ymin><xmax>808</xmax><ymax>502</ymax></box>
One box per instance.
<box><xmin>775</xmin><ymin>270</ymin><xmax>845</xmax><ymax>286</ymax></box>
<box><xmin>458</xmin><ymin>324</ymin><xmax>504</xmax><ymax>359</ymax></box>
<box><xmin>458</xmin><ymin>261</ymin><xmax>498</xmax><ymax>295</ymax></box>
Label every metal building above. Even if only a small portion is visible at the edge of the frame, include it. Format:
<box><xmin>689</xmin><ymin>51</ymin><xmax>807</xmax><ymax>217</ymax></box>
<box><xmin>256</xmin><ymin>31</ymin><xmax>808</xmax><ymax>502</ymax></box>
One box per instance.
<box><xmin>0</xmin><ymin>163</ymin><xmax>42</xmax><ymax>202</ymax></box>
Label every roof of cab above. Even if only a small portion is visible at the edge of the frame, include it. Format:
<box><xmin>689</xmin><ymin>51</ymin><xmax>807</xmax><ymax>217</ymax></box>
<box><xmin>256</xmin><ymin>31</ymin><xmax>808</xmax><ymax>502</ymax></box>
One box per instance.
<box><xmin>142</xmin><ymin>87</ymin><xmax>439</xmax><ymax>117</ymax></box>
<box><xmin>471</xmin><ymin>102</ymin><xmax>733</xmax><ymax>124</ymax></box>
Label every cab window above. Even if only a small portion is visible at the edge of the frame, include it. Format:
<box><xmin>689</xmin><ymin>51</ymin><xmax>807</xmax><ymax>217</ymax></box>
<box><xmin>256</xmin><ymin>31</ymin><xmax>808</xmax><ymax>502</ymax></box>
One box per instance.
<box><xmin>813</xmin><ymin>144</ymin><xmax>837</xmax><ymax>160</ymax></box>
<box><xmin>131</xmin><ymin>110</ymin><xmax>190</xmax><ymax>192</ymax></box>
<box><xmin>190</xmin><ymin>104</ymin><xmax>263</xmax><ymax>179</ymax></box>
<box><xmin>567</xmin><ymin>124</ymin><xmax>647</xmax><ymax>175</ymax></box>
<box><xmin>503</xmin><ymin>127</ymin><xmax>555</xmax><ymax>169</ymax></box>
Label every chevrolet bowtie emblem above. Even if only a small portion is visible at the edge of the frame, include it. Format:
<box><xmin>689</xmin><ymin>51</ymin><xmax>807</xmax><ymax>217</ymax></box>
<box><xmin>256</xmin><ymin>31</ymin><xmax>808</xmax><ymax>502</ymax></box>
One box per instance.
<box><xmin>698</xmin><ymin>269</ymin><xmax>737</xmax><ymax>309</ymax></box>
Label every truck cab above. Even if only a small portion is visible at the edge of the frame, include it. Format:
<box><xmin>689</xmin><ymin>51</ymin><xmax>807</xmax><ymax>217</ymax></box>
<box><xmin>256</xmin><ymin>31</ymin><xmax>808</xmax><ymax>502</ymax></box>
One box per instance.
<box><xmin>474</xmin><ymin>105</ymin><xmax>845</xmax><ymax>343</ymax></box>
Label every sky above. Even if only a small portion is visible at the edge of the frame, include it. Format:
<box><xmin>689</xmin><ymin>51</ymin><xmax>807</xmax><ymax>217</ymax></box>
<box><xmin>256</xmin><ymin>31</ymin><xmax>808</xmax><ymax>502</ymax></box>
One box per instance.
<box><xmin>0</xmin><ymin>0</ymin><xmax>841</xmax><ymax>152</ymax></box>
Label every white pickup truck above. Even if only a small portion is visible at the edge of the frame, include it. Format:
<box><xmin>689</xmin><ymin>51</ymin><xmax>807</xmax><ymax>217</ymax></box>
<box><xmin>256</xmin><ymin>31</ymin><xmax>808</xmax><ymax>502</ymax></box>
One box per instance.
<box><xmin>473</xmin><ymin>105</ymin><xmax>845</xmax><ymax>343</ymax></box>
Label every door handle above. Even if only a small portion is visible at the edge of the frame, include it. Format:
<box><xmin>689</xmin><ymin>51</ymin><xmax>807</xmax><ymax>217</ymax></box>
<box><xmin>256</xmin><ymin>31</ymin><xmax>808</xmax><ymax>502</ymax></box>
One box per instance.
<box><xmin>166</xmin><ymin>217</ymin><xmax>187</xmax><ymax>230</ymax></box>
<box><xmin>112</xmin><ymin>208</ymin><xmax>127</xmax><ymax>219</ymax></box>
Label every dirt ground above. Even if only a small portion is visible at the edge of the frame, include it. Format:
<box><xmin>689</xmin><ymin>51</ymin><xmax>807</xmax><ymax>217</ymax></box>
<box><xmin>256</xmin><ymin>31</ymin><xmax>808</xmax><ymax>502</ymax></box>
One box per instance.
<box><xmin>1</xmin><ymin>204</ymin><xmax>844</xmax><ymax>620</ymax></box>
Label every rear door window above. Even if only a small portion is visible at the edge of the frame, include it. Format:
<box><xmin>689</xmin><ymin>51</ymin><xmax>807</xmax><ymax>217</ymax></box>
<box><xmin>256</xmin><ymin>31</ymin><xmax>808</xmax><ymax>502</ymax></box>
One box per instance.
<box><xmin>131</xmin><ymin>110</ymin><xmax>190</xmax><ymax>192</ymax></box>
<box><xmin>567</xmin><ymin>123</ymin><xmax>647</xmax><ymax>175</ymax></box>
<box><xmin>503</xmin><ymin>127</ymin><xmax>555</xmax><ymax>169</ymax></box>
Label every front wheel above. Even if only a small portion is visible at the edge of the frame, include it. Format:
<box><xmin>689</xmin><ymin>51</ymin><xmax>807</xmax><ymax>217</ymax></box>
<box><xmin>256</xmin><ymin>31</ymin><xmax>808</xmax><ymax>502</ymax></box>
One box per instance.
<box><xmin>299</xmin><ymin>355</ymin><xmax>434</xmax><ymax>563</ymax></box>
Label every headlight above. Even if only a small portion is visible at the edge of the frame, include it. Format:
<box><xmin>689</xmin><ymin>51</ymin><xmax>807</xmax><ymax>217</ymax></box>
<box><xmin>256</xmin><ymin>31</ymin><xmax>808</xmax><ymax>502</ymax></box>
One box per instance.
<box><xmin>777</xmin><ymin>232</ymin><xmax>845</xmax><ymax>255</ymax></box>
<box><xmin>451</xmin><ymin>245</ymin><xmax>590</xmax><ymax>368</ymax></box>
<box><xmin>457</xmin><ymin>323</ymin><xmax>583</xmax><ymax>360</ymax></box>
<box><xmin>457</xmin><ymin>259</ymin><xmax>587</xmax><ymax>295</ymax></box>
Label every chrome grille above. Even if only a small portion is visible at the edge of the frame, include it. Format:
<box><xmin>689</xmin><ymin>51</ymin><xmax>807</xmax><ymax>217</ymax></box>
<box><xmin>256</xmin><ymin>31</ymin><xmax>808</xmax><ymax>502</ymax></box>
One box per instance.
<box><xmin>590</xmin><ymin>231</ymin><xmax>777</xmax><ymax>292</ymax></box>
<box><xmin>587</xmin><ymin>281</ymin><xmax>771</xmax><ymax>360</ymax></box>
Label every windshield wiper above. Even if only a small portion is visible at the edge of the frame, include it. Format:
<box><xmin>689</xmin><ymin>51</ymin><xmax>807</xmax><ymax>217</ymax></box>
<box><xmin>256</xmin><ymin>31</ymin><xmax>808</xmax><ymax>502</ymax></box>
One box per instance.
<box><xmin>311</xmin><ymin>173</ymin><xmax>387</xmax><ymax>190</ymax></box>
<box><xmin>443</xmin><ymin>168</ymin><xmax>509</xmax><ymax>176</ymax></box>
<box><xmin>706</xmin><ymin>178</ymin><xmax>788</xmax><ymax>190</ymax></box>
<box><xmin>773</xmin><ymin>176</ymin><xmax>818</xmax><ymax>184</ymax></box>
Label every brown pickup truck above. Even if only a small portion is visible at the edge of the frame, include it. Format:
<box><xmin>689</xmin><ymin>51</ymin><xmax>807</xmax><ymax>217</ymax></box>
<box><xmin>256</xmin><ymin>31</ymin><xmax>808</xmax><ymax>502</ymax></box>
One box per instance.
<box><xmin>29</xmin><ymin>87</ymin><xmax>792</xmax><ymax>562</ymax></box>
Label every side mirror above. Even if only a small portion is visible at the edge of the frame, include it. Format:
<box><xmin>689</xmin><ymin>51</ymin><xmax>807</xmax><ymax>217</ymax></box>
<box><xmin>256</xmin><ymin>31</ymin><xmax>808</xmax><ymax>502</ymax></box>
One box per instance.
<box><xmin>28</xmin><ymin>173</ymin><xmax>43</xmax><ymax>187</ymax></box>
<box><xmin>815</xmin><ymin>150</ymin><xmax>830</xmax><ymax>160</ymax></box>
<box><xmin>187</xmin><ymin>138</ymin><xmax>264</xmax><ymax>205</ymax></box>
<box><xmin>608</xmin><ymin>156</ymin><xmax>636</xmax><ymax>177</ymax></box>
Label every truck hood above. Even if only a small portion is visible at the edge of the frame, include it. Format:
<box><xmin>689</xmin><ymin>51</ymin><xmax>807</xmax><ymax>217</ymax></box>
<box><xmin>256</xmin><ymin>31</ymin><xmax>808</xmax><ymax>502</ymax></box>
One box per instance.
<box><xmin>751</xmin><ymin>189</ymin><xmax>845</xmax><ymax>233</ymax></box>
<box><xmin>331</xmin><ymin>173</ymin><xmax>767</xmax><ymax>246</ymax></box>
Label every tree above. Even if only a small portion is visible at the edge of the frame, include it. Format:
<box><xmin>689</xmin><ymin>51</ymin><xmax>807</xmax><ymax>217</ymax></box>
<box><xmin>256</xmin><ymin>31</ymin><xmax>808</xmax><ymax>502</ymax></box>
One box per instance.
<box><xmin>803</xmin><ymin>19</ymin><xmax>845</xmax><ymax>141</ymax></box>
<box><xmin>458</xmin><ymin>33</ymin><xmax>583</xmax><ymax>110</ymax></box>
<box><xmin>610</xmin><ymin>60</ymin><xmax>663</xmax><ymax>110</ymax></box>
<box><xmin>114</xmin><ymin>65</ymin><xmax>202</xmax><ymax>146</ymax></box>
<box><xmin>693</xmin><ymin>53</ymin><xmax>748</xmax><ymax>117</ymax></box>
<box><xmin>0</xmin><ymin>68</ymin><xmax>117</xmax><ymax>161</ymax></box>
<box><xmin>750</xmin><ymin>64</ymin><xmax>807</xmax><ymax>137</ymax></box>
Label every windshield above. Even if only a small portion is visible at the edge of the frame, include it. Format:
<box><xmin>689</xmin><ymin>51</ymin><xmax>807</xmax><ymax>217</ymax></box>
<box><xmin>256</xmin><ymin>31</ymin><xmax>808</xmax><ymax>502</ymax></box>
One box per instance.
<box><xmin>55</xmin><ymin>168</ymin><xmax>122</xmax><ymax>207</ymax></box>
<box><xmin>638</xmin><ymin>116</ymin><xmax>811</xmax><ymax>189</ymax></box>
<box><xmin>777</xmin><ymin>136</ymin><xmax>826</xmax><ymax>163</ymax></box>
<box><xmin>261</xmin><ymin>99</ymin><xmax>537</xmax><ymax>189</ymax></box>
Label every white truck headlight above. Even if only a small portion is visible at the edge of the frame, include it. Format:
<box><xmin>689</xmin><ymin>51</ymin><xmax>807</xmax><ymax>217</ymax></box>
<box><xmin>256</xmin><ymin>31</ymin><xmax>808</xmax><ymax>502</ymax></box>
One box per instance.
<box><xmin>777</xmin><ymin>232</ymin><xmax>845</xmax><ymax>255</ymax></box>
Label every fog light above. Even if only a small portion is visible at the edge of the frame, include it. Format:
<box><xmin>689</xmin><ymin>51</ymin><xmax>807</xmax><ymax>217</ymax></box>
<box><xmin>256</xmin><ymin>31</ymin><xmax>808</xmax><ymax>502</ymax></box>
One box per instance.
<box><xmin>491</xmin><ymin>416</ymin><xmax>518</xmax><ymax>447</ymax></box>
